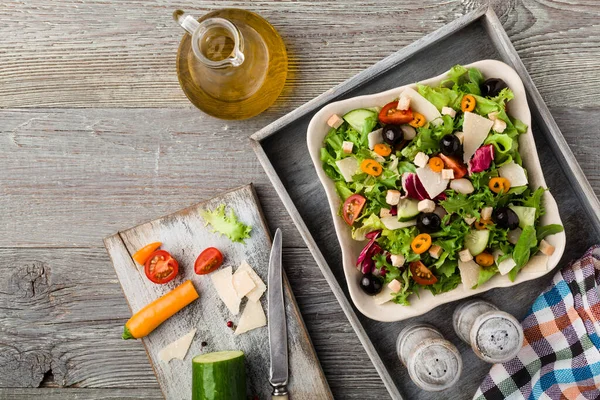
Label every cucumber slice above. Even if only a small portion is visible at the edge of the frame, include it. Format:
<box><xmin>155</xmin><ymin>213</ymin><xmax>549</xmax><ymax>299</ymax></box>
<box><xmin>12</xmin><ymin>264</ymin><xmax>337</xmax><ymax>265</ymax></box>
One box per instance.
<box><xmin>343</xmin><ymin>109</ymin><xmax>378</xmax><ymax>135</ymax></box>
<box><xmin>397</xmin><ymin>199</ymin><xmax>420</xmax><ymax>222</ymax></box>
<box><xmin>509</xmin><ymin>206</ymin><xmax>536</xmax><ymax>228</ymax></box>
<box><xmin>464</xmin><ymin>229</ymin><xmax>490</xmax><ymax>256</ymax></box>
<box><xmin>381</xmin><ymin>216</ymin><xmax>417</xmax><ymax>231</ymax></box>
<box><xmin>192</xmin><ymin>351</ymin><xmax>246</xmax><ymax>400</ymax></box>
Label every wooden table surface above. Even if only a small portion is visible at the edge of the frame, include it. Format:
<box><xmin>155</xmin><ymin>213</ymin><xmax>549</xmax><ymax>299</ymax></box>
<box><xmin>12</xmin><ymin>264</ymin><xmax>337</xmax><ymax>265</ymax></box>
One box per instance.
<box><xmin>1</xmin><ymin>1</ymin><xmax>599</xmax><ymax>399</ymax></box>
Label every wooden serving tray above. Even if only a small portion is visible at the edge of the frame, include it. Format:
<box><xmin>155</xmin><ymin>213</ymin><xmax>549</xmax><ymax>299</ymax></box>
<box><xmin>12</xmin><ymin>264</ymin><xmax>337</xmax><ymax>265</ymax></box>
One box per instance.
<box><xmin>250</xmin><ymin>5</ymin><xmax>600</xmax><ymax>400</ymax></box>
<box><xmin>104</xmin><ymin>184</ymin><xmax>332</xmax><ymax>400</ymax></box>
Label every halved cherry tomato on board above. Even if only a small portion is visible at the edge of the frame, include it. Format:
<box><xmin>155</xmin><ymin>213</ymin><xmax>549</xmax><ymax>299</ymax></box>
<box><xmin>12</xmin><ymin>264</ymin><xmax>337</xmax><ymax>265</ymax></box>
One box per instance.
<box><xmin>461</xmin><ymin>94</ymin><xmax>476</xmax><ymax>112</ymax></box>
<box><xmin>194</xmin><ymin>247</ymin><xmax>224</xmax><ymax>275</ymax></box>
<box><xmin>410</xmin><ymin>261</ymin><xmax>438</xmax><ymax>285</ymax></box>
<box><xmin>409</xmin><ymin>112</ymin><xmax>426</xmax><ymax>128</ymax></box>
<box><xmin>360</xmin><ymin>159</ymin><xmax>383</xmax><ymax>176</ymax></box>
<box><xmin>489</xmin><ymin>177</ymin><xmax>511</xmax><ymax>194</ymax></box>
<box><xmin>378</xmin><ymin>101</ymin><xmax>414</xmax><ymax>125</ymax></box>
<box><xmin>342</xmin><ymin>194</ymin><xmax>366</xmax><ymax>226</ymax></box>
<box><xmin>145</xmin><ymin>250</ymin><xmax>179</xmax><ymax>284</ymax></box>
<box><xmin>132</xmin><ymin>242</ymin><xmax>162</xmax><ymax>265</ymax></box>
<box><xmin>438</xmin><ymin>153</ymin><xmax>467</xmax><ymax>179</ymax></box>
<box><xmin>373</xmin><ymin>143</ymin><xmax>392</xmax><ymax>157</ymax></box>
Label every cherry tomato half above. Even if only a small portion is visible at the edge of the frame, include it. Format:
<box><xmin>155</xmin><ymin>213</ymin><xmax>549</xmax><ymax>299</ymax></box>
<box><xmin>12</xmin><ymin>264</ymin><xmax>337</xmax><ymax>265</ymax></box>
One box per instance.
<box><xmin>144</xmin><ymin>250</ymin><xmax>179</xmax><ymax>284</ymax></box>
<box><xmin>194</xmin><ymin>247</ymin><xmax>224</xmax><ymax>275</ymax></box>
<box><xmin>410</xmin><ymin>261</ymin><xmax>438</xmax><ymax>286</ymax></box>
<box><xmin>378</xmin><ymin>101</ymin><xmax>414</xmax><ymax>125</ymax></box>
<box><xmin>342</xmin><ymin>194</ymin><xmax>366</xmax><ymax>226</ymax></box>
<box><xmin>439</xmin><ymin>153</ymin><xmax>468</xmax><ymax>179</ymax></box>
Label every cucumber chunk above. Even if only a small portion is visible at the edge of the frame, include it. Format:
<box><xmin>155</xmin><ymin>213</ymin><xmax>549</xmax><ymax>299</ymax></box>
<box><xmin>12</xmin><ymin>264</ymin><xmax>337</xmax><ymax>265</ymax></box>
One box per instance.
<box><xmin>464</xmin><ymin>229</ymin><xmax>490</xmax><ymax>256</ymax></box>
<box><xmin>192</xmin><ymin>351</ymin><xmax>246</xmax><ymax>400</ymax></box>
<box><xmin>343</xmin><ymin>109</ymin><xmax>378</xmax><ymax>135</ymax></box>
<box><xmin>397</xmin><ymin>199</ymin><xmax>420</xmax><ymax>222</ymax></box>
<box><xmin>509</xmin><ymin>206</ymin><xmax>536</xmax><ymax>228</ymax></box>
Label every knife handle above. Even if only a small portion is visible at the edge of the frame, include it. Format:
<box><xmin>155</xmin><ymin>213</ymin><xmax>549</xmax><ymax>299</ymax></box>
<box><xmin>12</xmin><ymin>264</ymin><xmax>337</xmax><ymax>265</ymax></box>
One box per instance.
<box><xmin>272</xmin><ymin>395</ymin><xmax>288</xmax><ymax>400</ymax></box>
<box><xmin>272</xmin><ymin>385</ymin><xmax>288</xmax><ymax>400</ymax></box>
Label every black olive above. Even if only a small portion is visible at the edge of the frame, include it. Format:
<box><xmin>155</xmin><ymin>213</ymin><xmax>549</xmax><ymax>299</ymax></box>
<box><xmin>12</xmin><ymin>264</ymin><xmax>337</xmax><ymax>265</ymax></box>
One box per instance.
<box><xmin>417</xmin><ymin>212</ymin><xmax>441</xmax><ymax>233</ymax></box>
<box><xmin>360</xmin><ymin>273</ymin><xmax>383</xmax><ymax>295</ymax></box>
<box><xmin>480</xmin><ymin>78</ymin><xmax>508</xmax><ymax>98</ymax></box>
<box><xmin>382</xmin><ymin>125</ymin><xmax>404</xmax><ymax>146</ymax></box>
<box><xmin>493</xmin><ymin>207</ymin><xmax>519</xmax><ymax>230</ymax></box>
<box><xmin>440</xmin><ymin>134</ymin><xmax>462</xmax><ymax>157</ymax></box>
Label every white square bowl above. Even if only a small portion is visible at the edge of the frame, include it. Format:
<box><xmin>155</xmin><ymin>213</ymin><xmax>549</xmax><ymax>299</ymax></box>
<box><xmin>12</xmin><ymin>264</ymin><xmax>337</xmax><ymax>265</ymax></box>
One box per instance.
<box><xmin>307</xmin><ymin>60</ymin><xmax>566</xmax><ymax>322</ymax></box>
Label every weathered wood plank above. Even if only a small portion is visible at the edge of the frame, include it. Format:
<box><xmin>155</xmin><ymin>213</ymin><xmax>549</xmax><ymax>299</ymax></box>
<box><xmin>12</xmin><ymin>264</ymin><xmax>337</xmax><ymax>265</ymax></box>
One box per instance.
<box><xmin>0</xmin><ymin>388</ymin><xmax>163</xmax><ymax>399</ymax></box>
<box><xmin>106</xmin><ymin>184</ymin><xmax>331</xmax><ymax>399</ymax></box>
<box><xmin>0</xmin><ymin>1</ymin><xmax>598</xmax><ymax>110</ymax></box>
<box><xmin>0</xmin><ymin>246</ymin><xmax>386</xmax><ymax>399</ymax></box>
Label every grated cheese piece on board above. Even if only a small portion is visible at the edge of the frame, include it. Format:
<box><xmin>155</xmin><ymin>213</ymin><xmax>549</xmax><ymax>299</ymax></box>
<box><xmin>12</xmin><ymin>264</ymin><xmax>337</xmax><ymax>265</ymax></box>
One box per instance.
<box><xmin>232</xmin><ymin>269</ymin><xmax>256</xmax><ymax>298</ymax></box>
<box><xmin>210</xmin><ymin>266</ymin><xmax>241</xmax><ymax>315</ymax></box>
<box><xmin>237</xmin><ymin>261</ymin><xmax>267</xmax><ymax>302</ymax></box>
<box><xmin>234</xmin><ymin>299</ymin><xmax>267</xmax><ymax>335</ymax></box>
<box><xmin>158</xmin><ymin>328</ymin><xmax>196</xmax><ymax>363</ymax></box>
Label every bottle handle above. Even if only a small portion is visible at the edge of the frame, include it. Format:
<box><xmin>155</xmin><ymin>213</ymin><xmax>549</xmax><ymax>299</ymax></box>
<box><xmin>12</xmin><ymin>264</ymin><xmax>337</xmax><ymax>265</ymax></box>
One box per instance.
<box><xmin>173</xmin><ymin>10</ymin><xmax>200</xmax><ymax>35</ymax></box>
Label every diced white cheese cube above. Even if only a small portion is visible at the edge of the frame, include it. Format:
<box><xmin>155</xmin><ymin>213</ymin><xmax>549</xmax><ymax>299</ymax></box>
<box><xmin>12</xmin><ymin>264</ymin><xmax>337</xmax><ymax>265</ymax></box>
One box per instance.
<box><xmin>416</xmin><ymin>166</ymin><xmax>449</xmax><ymax>199</ymax></box>
<box><xmin>335</xmin><ymin>157</ymin><xmax>360</xmax><ymax>183</ymax></box>
<box><xmin>397</xmin><ymin>95</ymin><xmax>411</xmax><ymax>111</ymax></box>
<box><xmin>458</xmin><ymin>259</ymin><xmax>481</xmax><ymax>289</ymax></box>
<box><xmin>455</xmin><ymin>131</ymin><xmax>464</xmax><ymax>144</ymax></box>
<box><xmin>539</xmin><ymin>239</ymin><xmax>556</xmax><ymax>256</ymax></box>
<box><xmin>414</xmin><ymin>152</ymin><xmax>429</xmax><ymax>168</ymax></box>
<box><xmin>521</xmin><ymin>255</ymin><xmax>549</xmax><ymax>274</ymax></box>
<box><xmin>459</xmin><ymin>248</ymin><xmax>473</xmax><ymax>262</ymax></box>
<box><xmin>429</xmin><ymin>244</ymin><xmax>443</xmax><ymax>259</ymax></box>
<box><xmin>441</xmin><ymin>169</ymin><xmax>455</xmax><ymax>180</ymax></box>
<box><xmin>418</xmin><ymin>199</ymin><xmax>436</xmax><ymax>213</ymax></box>
<box><xmin>507</xmin><ymin>228</ymin><xmax>522</xmax><ymax>245</ymax></box>
<box><xmin>327</xmin><ymin>114</ymin><xmax>344</xmax><ymax>129</ymax></box>
<box><xmin>400</xmin><ymin>87</ymin><xmax>442</xmax><ymax>126</ymax></box>
<box><xmin>391</xmin><ymin>254</ymin><xmax>405</xmax><ymax>267</ymax></box>
<box><xmin>463</xmin><ymin>216</ymin><xmax>477</xmax><ymax>225</ymax></box>
<box><xmin>481</xmin><ymin>207</ymin><xmax>493</xmax><ymax>221</ymax></box>
<box><xmin>401</xmin><ymin>125</ymin><xmax>417</xmax><ymax>140</ymax></box>
<box><xmin>499</xmin><ymin>161</ymin><xmax>528</xmax><ymax>187</ymax></box>
<box><xmin>493</xmin><ymin>250</ymin><xmax>517</xmax><ymax>275</ymax></box>
<box><xmin>488</xmin><ymin>111</ymin><xmax>500</xmax><ymax>121</ymax></box>
<box><xmin>386</xmin><ymin>190</ymin><xmax>401</xmax><ymax>206</ymax></box>
<box><xmin>388</xmin><ymin>279</ymin><xmax>402</xmax><ymax>292</ymax></box>
<box><xmin>441</xmin><ymin>107</ymin><xmax>457</xmax><ymax>118</ymax></box>
<box><xmin>380</xmin><ymin>208</ymin><xmax>392</xmax><ymax>218</ymax></box>
<box><xmin>368</xmin><ymin>128</ymin><xmax>384</xmax><ymax>150</ymax></box>
<box><xmin>492</xmin><ymin>119</ymin><xmax>507</xmax><ymax>133</ymax></box>
<box><xmin>342</xmin><ymin>141</ymin><xmax>354</xmax><ymax>154</ymax></box>
<box><xmin>463</xmin><ymin>111</ymin><xmax>494</xmax><ymax>163</ymax></box>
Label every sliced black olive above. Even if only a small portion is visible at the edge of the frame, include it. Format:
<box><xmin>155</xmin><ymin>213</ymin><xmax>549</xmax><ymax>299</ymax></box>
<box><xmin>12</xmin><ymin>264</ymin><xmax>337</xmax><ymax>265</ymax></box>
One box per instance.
<box><xmin>417</xmin><ymin>212</ymin><xmax>442</xmax><ymax>233</ymax></box>
<box><xmin>480</xmin><ymin>78</ymin><xmax>508</xmax><ymax>98</ymax></box>
<box><xmin>382</xmin><ymin>125</ymin><xmax>404</xmax><ymax>146</ymax></box>
<box><xmin>493</xmin><ymin>207</ymin><xmax>519</xmax><ymax>230</ymax></box>
<box><xmin>440</xmin><ymin>134</ymin><xmax>462</xmax><ymax>157</ymax></box>
<box><xmin>360</xmin><ymin>273</ymin><xmax>383</xmax><ymax>295</ymax></box>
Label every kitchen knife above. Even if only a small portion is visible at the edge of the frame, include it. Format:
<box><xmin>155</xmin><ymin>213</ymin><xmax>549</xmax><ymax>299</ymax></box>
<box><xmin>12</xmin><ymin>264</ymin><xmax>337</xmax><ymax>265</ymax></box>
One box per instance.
<box><xmin>268</xmin><ymin>228</ymin><xmax>289</xmax><ymax>399</ymax></box>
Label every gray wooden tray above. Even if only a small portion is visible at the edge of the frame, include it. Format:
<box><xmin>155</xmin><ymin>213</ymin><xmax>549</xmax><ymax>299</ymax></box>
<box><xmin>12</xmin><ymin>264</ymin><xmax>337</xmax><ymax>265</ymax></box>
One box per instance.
<box><xmin>250</xmin><ymin>5</ymin><xmax>600</xmax><ymax>400</ymax></box>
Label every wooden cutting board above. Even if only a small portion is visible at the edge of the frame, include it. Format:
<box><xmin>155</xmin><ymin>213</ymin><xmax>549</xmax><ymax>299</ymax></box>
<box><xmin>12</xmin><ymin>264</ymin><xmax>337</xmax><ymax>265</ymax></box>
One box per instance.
<box><xmin>104</xmin><ymin>184</ymin><xmax>332</xmax><ymax>400</ymax></box>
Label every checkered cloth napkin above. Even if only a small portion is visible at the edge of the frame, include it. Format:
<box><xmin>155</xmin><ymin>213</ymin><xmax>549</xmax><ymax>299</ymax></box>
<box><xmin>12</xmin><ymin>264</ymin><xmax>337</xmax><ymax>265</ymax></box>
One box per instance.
<box><xmin>474</xmin><ymin>245</ymin><xmax>600</xmax><ymax>400</ymax></box>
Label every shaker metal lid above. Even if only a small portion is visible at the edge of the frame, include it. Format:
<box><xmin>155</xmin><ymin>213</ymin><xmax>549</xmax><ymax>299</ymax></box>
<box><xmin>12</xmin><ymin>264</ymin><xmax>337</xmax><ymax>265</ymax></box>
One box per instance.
<box><xmin>470</xmin><ymin>311</ymin><xmax>524</xmax><ymax>363</ymax></box>
<box><xmin>397</xmin><ymin>324</ymin><xmax>462</xmax><ymax>392</ymax></box>
<box><xmin>407</xmin><ymin>338</ymin><xmax>462</xmax><ymax>392</ymax></box>
<box><xmin>453</xmin><ymin>299</ymin><xmax>498</xmax><ymax>344</ymax></box>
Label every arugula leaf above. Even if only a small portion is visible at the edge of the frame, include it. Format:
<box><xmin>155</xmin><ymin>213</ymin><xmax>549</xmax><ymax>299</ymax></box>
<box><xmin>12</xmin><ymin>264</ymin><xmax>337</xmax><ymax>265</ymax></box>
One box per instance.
<box><xmin>509</xmin><ymin>225</ymin><xmax>537</xmax><ymax>281</ymax></box>
<box><xmin>537</xmin><ymin>224</ymin><xmax>564</xmax><ymax>241</ymax></box>
<box><xmin>201</xmin><ymin>204</ymin><xmax>252</xmax><ymax>243</ymax></box>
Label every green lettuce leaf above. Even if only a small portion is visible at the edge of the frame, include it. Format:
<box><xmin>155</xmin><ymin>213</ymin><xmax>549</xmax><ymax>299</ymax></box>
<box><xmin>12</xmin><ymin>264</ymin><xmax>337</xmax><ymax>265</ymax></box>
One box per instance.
<box><xmin>201</xmin><ymin>204</ymin><xmax>252</xmax><ymax>243</ymax></box>
<box><xmin>475</xmin><ymin>266</ymin><xmax>498</xmax><ymax>288</ymax></box>
<box><xmin>509</xmin><ymin>225</ymin><xmax>537</xmax><ymax>281</ymax></box>
<box><xmin>427</xmin><ymin>273</ymin><xmax>462</xmax><ymax>295</ymax></box>
<box><xmin>537</xmin><ymin>224</ymin><xmax>564</xmax><ymax>241</ymax></box>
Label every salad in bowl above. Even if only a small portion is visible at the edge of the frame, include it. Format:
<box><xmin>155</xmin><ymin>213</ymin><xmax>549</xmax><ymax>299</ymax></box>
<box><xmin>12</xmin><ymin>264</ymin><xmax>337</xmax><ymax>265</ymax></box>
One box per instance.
<box><xmin>307</xmin><ymin>60</ymin><xmax>565</xmax><ymax>322</ymax></box>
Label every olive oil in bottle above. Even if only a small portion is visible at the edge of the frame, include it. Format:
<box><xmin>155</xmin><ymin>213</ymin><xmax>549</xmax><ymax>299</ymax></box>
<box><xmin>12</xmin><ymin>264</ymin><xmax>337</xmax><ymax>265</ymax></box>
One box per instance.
<box><xmin>174</xmin><ymin>9</ymin><xmax>288</xmax><ymax>120</ymax></box>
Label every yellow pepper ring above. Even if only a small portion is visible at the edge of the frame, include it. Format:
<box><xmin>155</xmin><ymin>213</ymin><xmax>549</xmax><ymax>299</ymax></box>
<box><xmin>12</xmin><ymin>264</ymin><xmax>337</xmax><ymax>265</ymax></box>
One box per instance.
<box><xmin>461</xmin><ymin>94</ymin><xmax>476</xmax><ymax>112</ymax></box>
<box><xmin>411</xmin><ymin>233</ymin><xmax>432</xmax><ymax>254</ymax></box>
<box><xmin>409</xmin><ymin>112</ymin><xmax>426</xmax><ymax>128</ymax></box>
<box><xmin>360</xmin><ymin>159</ymin><xmax>383</xmax><ymax>176</ymax></box>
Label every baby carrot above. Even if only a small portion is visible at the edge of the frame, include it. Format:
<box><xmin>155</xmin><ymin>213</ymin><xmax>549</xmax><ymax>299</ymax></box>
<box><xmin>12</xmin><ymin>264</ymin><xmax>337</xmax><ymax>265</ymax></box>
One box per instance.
<box><xmin>122</xmin><ymin>280</ymin><xmax>199</xmax><ymax>340</ymax></box>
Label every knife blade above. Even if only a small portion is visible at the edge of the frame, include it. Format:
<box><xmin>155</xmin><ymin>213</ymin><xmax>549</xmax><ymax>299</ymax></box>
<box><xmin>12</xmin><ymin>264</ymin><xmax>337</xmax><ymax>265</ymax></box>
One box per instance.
<box><xmin>268</xmin><ymin>228</ymin><xmax>289</xmax><ymax>398</ymax></box>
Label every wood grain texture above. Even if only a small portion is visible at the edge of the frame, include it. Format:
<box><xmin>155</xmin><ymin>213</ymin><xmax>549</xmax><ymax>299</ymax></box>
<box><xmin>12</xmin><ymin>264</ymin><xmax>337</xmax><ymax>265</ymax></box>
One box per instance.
<box><xmin>1</xmin><ymin>0</ymin><xmax>599</xmax><ymax>399</ymax></box>
<box><xmin>105</xmin><ymin>184</ymin><xmax>331</xmax><ymax>399</ymax></box>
